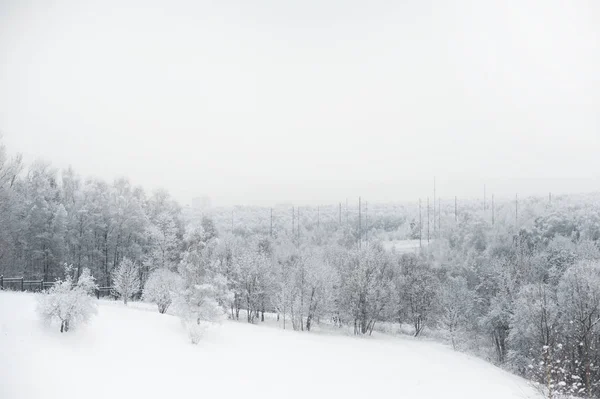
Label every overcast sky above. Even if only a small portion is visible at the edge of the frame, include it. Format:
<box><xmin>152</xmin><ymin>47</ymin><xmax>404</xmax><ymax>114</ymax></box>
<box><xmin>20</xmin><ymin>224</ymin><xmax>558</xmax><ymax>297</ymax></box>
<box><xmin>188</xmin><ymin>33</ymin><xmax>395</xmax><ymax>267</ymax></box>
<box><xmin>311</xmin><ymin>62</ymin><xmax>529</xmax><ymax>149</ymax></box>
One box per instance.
<box><xmin>0</xmin><ymin>0</ymin><xmax>599</xmax><ymax>206</ymax></box>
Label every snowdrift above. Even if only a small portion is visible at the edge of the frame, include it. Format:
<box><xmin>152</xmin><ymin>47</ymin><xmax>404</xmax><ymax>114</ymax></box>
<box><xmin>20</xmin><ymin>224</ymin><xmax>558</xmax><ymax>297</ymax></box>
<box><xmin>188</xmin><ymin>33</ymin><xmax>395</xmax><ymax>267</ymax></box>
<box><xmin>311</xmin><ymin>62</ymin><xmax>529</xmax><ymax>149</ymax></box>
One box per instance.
<box><xmin>0</xmin><ymin>292</ymin><xmax>539</xmax><ymax>399</ymax></box>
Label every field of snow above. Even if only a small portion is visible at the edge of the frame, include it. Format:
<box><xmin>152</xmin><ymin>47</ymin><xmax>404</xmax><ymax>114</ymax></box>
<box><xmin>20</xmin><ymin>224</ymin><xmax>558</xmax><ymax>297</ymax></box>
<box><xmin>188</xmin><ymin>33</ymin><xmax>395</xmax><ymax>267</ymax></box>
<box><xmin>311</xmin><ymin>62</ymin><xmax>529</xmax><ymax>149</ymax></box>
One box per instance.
<box><xmin>0</xmin><ymin>291</ymin><xmax>539</xmax><ymax>399</ymax></box>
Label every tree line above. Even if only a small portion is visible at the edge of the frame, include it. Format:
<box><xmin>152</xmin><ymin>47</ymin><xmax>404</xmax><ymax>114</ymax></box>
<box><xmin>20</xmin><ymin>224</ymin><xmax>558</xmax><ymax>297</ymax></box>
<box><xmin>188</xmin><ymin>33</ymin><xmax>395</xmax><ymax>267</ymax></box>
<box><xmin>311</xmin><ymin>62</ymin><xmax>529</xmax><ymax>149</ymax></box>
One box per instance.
<box><xmin>3</xmin><ymin>137</ymin><xmax>600</xmax><ymax>397</ymax></box>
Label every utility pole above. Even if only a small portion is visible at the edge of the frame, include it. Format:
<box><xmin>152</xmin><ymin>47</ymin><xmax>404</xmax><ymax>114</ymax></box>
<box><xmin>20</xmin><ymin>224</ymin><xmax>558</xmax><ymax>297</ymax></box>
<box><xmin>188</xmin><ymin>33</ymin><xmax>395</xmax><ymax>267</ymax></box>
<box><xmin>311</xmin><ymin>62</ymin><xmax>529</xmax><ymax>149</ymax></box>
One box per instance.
<box><xmin>346</xmin><ymin>198</ymin><xmax>349</xmax><ymax>225</ymax></box>
<box><xmin>433</xmin><ymin>177</ymin><xmax>436</xmax><ymax>236</ymax></box>
<box><xmin>317</xmin><ymin>206</ymin><xmax>320</xmax><ymax>228</ymax></box>
<box><xmin>427</xmin><ymin>197</ymin><xmax>430</xmax><ymax>244</ymax></box>
<box><xmin>484</xmin><ymin>184</ymin><xmax>487</xmax><ymax>211</ymax></box>
<box><xmin>358</xmin><ymin>197</ymin><xmax>362</xmax><ymax>248</ymax></box>
<box><xmin>491</xmin><ymin>195</ymin><xmax>495</xmax><ymax>226</ymax></box>
<box><xmin>297</xmin><ymin>207</ymin><xmax>300</xmax><ymax>242</ymax></box>
<box><xmin>270</xmin><ymin>208</ymin><xmax>273</xmax><ymax>237</ymax></box>
<box><xmin>365</xmin><ymin>201</ymin><xmax>368</xmax><ymax>243</ymax></box>
<box><xmin>419</xmin><ymin>198</ymin><xmax>422</xmax><ymax>248</ymax></box>
<box><xmin>515</xmin><ymin>194</ymin><xmax>519</xmax><ymax>229</ymax></box>
<box><xmin>454</xmin><ymin>196</ymin><xmax>457</xmax><ymax>222</ymax></box>
<box><xmin>438</xmin><ymin>198</ymin><xmax>441</xmax><ymax>235</ymax></box>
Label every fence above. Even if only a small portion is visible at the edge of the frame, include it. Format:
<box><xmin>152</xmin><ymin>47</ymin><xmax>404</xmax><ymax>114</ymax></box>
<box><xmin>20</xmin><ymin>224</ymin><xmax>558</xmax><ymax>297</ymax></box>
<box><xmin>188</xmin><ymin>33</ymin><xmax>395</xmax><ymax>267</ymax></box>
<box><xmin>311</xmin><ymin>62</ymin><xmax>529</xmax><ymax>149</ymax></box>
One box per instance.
<box><xmin>0</xmin><ymin>275</ymin><xmax>115</xmax><ymax>299</ymax></box>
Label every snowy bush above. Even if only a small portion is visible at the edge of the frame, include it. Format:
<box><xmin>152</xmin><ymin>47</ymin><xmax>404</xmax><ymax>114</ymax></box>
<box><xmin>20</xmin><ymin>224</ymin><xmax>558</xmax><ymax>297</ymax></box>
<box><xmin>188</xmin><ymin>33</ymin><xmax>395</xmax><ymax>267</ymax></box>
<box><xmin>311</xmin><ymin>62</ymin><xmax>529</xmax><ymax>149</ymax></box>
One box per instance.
<box><xmin>183</xmin><ymin>319</ymin><xmax>206</xmax><ymax>344</ymax></box>
<box><xmin>142</xmin><ymin>268</ymin><xmax>182</xmax><ymax>313</ymax></box>
<box><xmin>37</xmin><ymin>266</ymin><xmax>98</xmax><ymax>333</ymax></box>
<box><xmin>177</xmin><ymin>284</ymin><xmax>226</xmax><ymax>344</ymax></box>
<box><xmin>112</xmin><ymin>258</ymin><xmax>141</xmax><ymax>305</ymax></box>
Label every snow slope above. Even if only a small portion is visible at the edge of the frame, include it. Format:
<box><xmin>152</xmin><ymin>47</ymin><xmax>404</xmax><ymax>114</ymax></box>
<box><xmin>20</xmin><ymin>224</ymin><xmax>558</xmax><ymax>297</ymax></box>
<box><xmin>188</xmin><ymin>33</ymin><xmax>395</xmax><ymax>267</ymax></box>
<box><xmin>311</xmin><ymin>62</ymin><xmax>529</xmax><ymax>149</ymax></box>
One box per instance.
<box><xmin>0</xmin><ymin>292</ymin><xmax>539</xmax><ymax>399</ymax></box>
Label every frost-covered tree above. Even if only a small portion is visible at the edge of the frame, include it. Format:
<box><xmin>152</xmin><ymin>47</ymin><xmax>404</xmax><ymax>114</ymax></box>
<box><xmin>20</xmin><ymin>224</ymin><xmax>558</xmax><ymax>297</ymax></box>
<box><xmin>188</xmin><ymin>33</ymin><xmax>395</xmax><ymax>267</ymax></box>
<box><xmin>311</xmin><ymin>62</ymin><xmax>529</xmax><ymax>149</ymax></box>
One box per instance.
<box><xmin>556</xmin><ymin>260</ymin><xmax>600</xmax><ymax>395</ymax></box>
<box><xmin>397</xmin><ymin>255</ymin><xmax>439</xmax><ymax>337</ymax></box>
<box><xmin>507</xmin><ymin>283</ymin><xmax>561</xmax><ymax>375</ymax></box>
<box><xmin>439</xmin><ymin>275</ymin><xmax>474</xmax><ymax>350</ymax></box>
<box><xmin>337</xmin><ymin>244</ymin><xmax>394</xmax><ymax>335</ymax></box>
<box><xmin>143</xmin><ymin>268</ymin><xmax>182</xmax><ymax>313</ymax></box>
<box><xmin>37</xmin><ymin>265</ymin><xmax>98</xmax><ymax>332</ymax></box>
<box><xmin>112</xmin><ymin>258</ymin><xmax>140</xmax><ymax>305</ymax></box>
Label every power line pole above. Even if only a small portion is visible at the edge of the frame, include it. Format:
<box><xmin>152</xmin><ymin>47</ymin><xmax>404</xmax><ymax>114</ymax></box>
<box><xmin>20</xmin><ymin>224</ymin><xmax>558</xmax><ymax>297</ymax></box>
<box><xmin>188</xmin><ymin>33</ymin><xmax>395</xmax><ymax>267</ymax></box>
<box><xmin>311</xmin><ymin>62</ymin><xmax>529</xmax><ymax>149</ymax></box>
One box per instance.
<box><xmin>515</xmin><ymin>194</ymin><xmax>519</xmax><ymax>229</ymax></box>
<box><xmin>292</xmin><ymin>206</ymin><xmax>295</xmax><ymax>236</ymax></box>
<box><xmin>358</xmin><ymin>196</ymin><xmax>362</xmax><ymax>248</ymax></box>
<box><xmin>484</xmin><ymin>184</ymin><xmax>487</xmax><ymax>211</ymax></box>
<box><xmin>427</xmin><ymin>197</ymin><xmax>430</xmax><ymax>244</ymax></box>
<box><xmin>454</xmin><ymin>196</ymin><xmax>457</xmax><ymax>222</ymax></box>
<box><xmin>419</xmin><ymin>198</ymin><xmax>422</xmax><ymax>248</ymax></box>
<box><xmin>433</xmin><ymin>177</ymin><xmax>436</xmax><ymax>236</ymax></box>
<box><xmin>491</xmin><ymin>195</ymin><xmax>495</xmax><ymax>226</ymax></box>
<box><xmin>346</xmin><ymin>198</ymin><xmax>349</xmax><ymax>225</ymax></box>
<box><xmin>317</xmin><ymin>206</ymin><xmax>320</xmax><ymax>228</ymax></box>
<box><xmin>438</xmin><ymin>198</ymin><xmax>441</xmax><ymax>235</ymax></box>
<box><xmin>365</xmin><ymin>201</ymin><xmax>368</xmax><ymax>243</ymax></box>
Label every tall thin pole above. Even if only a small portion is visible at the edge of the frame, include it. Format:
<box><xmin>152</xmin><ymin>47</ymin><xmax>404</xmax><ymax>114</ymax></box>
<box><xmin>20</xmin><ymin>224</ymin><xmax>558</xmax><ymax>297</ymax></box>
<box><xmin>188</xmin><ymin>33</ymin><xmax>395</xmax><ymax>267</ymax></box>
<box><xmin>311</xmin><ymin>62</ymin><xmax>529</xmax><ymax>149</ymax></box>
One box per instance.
<box><xmin>492</xmin><ymin>195</ymin><xmax>495</xmax><ymax>226</ymax></box>
<box><xmin>317</xmin><ymin>206</ymin><xmax>320</xmax><ymax>228</ymax></box>
<box><xmin>346</xmin><ymin>198</ymin><xmax>349</xmax><ymax>225</ymax></box>
<box><xmin>433</xmin><ymin>177</ymin><xmax>436</xmax><ymax>236</ymax></box>
<box><xmin>515</xmin><ymin>194</ymin><xmax>518</xmax><ymax>229</ymax></box>
<box><xmin>365</xmin><ymin>201</ymin><xmax>368</xmax><ymax>243</ymax></box>
<box><xmin>297</xmin><ymin>207</ymin><xmax>300</xmax><ymax>241</ymax></box>
<box><xmin>484</xmin><ymin>184</ymin><xmax>487</xmax><ymax>211</ymax></box>
<box><xmin>454</xmin><ymin>196</ymin><xmax>457</xmax><ymax>222</ymax></box>
<box><xmin>419</xmin><ymin>198</ymin><xmax>422</xmax><ymax>248</ymax></box>
<box><xmin>427</xmin><ymin>197</ymin><xmax>430</xmax><ymax>244</ymax></box>
<box><xmin>438</xmin><ymin>198</ymin><xmax>441</xmax><ymax>234</ymax></box>
<box><xmin>358</xmin><ymin>197</ymin><xmax>362</xmax><ymax>248</ymax></box>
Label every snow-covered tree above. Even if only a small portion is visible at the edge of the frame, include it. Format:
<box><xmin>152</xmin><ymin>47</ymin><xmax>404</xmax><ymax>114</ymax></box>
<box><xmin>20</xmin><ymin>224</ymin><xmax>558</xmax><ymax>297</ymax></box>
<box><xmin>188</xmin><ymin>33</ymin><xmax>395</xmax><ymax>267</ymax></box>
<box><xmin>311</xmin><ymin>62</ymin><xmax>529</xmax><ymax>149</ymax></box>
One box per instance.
<box><xmin>37</xmin><ymin>265</ymin><xmax>98</xmax><ymax>332</ymax></box>
<box><xmin>397</xmin><ymin>254</ymin><xmax>439</xmax><ymax>337</ymax></box>
<box><xmin>439</xmin><ymin>275</ymin><xmax>474</xmax><ymax>350</ymax></box>
<box><xmin>143</xmin><ymin>268</ymin><xmax>182</xmax><ymax>313</ymax></box>
<box><xmin>112</xmin><ymin>258</ymin><xmax>140</xmax><ymax>305</ymax></box>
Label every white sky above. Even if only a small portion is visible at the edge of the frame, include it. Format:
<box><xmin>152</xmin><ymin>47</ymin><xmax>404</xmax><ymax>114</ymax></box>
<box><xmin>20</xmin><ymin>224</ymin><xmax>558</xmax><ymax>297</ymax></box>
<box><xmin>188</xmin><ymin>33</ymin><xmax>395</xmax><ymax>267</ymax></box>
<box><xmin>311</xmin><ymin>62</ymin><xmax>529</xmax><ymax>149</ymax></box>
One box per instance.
<box><xmin>1</xmin><ymin>0</ymin><xmax>599</xmax><ymax>206</ymax></box>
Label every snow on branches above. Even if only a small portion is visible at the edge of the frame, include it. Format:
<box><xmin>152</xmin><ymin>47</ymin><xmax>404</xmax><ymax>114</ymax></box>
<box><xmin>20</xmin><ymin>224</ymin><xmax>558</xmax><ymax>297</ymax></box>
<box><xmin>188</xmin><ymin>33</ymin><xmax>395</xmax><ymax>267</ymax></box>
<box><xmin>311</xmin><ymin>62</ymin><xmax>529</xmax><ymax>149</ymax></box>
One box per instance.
<box><xmin>37</xmin><ymin>265</ymin><xmax>98</xmax><ymax>333</ymax></box>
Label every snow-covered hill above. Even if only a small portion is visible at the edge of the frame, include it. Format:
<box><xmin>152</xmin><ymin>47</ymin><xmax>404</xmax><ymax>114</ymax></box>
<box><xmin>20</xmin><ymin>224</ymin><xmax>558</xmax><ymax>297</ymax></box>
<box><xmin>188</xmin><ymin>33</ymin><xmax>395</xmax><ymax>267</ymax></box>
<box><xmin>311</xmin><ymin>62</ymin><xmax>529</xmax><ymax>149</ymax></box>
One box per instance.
<box><xmin>0</xmin><ymin>292</ymin><xmax>539</xmax><ymax>399</ymax></box>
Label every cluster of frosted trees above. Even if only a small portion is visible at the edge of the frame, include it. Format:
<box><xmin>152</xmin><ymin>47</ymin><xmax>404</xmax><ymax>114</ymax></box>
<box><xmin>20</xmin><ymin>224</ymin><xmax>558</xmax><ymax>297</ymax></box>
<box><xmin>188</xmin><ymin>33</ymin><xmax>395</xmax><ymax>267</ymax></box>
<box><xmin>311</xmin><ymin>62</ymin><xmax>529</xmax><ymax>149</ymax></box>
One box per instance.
<box><xmin>0</xmin><ymin>140</ymin><xmax>184</xmax><ymax>288</ymax></box>
<box><xmin>181</xmin><ymin>200</ymin><xmax>600</xmax><ymax>398</ymax></box>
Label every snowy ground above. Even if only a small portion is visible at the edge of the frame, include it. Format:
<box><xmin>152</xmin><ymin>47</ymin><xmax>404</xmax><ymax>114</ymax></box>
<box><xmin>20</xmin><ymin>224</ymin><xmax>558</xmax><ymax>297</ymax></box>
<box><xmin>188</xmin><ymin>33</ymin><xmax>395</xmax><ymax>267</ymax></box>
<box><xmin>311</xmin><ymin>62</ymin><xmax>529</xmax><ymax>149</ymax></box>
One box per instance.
<box><xmin>0</xmin><ymin>291</ymin><xmax>539</xmax><ymax>399</ymax></box>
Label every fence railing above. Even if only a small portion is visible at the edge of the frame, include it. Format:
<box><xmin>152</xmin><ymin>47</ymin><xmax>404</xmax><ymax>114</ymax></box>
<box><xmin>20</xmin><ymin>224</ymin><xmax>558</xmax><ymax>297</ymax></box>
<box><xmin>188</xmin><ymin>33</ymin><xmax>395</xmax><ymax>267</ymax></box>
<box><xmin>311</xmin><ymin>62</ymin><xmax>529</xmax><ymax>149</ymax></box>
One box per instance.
<box><xmin>0</xmin><ymin>275</ymin><xmax>115</xmax><ymax>299</ymax></box>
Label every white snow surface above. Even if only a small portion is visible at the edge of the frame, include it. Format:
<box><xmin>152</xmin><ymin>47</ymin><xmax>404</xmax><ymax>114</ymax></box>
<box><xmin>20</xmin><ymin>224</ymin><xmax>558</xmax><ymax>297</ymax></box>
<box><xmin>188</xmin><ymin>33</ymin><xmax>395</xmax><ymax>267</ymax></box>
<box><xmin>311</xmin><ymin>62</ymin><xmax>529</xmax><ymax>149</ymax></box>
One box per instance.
<box><xmin>0</xmin><ymin>292</ymin><xmax>540</xmax><ymax>399</ymax></box>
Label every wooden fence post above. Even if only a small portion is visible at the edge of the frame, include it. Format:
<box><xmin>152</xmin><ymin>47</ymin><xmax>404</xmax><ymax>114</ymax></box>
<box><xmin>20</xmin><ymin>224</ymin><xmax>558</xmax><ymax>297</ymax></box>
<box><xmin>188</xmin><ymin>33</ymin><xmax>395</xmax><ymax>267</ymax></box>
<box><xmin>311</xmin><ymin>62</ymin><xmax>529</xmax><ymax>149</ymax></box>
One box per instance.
<box><xmin>40</xmin><ymin>280</ymin><xmax>44</xmax><ymax>291</ymax></box>
<box><xmin>21</xmin><ymin>277</ymin><xmax>24</xmax><ymax>291</ymax></box>
<box><xmin>0</xmin><ymin>275</ymin><xmax>3</xmax><ymax>290</ymax></box>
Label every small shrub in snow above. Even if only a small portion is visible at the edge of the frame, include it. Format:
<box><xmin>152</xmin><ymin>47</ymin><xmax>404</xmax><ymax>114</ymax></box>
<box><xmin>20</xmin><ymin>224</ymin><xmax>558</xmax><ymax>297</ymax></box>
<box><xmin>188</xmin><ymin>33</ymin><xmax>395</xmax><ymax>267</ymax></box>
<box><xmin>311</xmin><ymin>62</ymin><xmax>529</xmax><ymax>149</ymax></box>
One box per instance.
<box><xmin>112</xmin><ymin>258</ymin><xmax>140</xmax><ymax>305</ymax></box>
<box><xmin>177</xmin><ymin>283</ymin><xmax>226</xmax><ymax>344</ymax></box>
<box><xmin>183</xmin><ymin>319</ymin><xmax>206</xmax><ymax>344</ymax></box>
<box><xmin>37</xmin><ymin>265</ymin><xmax>98</xmax><ymax>333</ymax></box>
<box><xmin>143</xmin><ymin>268</ymin><xmax>182</xmax><ymax>314</ymax></box>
